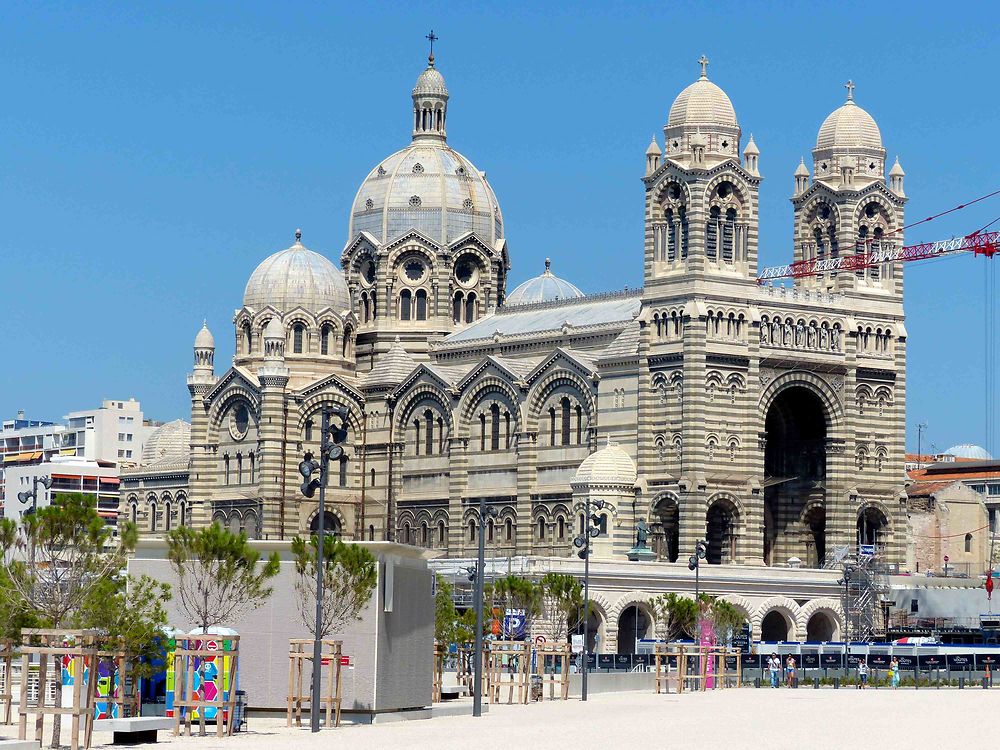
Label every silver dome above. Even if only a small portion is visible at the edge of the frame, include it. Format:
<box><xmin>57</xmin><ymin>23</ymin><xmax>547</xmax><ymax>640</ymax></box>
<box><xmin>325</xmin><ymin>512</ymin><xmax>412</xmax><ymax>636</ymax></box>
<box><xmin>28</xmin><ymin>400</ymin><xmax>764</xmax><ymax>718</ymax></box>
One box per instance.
<box><xmin>944</xmin><ymin>443</ymin><xmax>992</xmax><ymax>460</ymax></box>
<box><xmin>816</xmin><ymin>100</ymin><xmax>882</xmax><ymax>150</ymax></box>
<box><xmin>349</xmin><ymin>143</ymin><xmax>503</xmax><ymax>247</ymax></box>
<box><xmin>141</xmin><ymin>419</ymin><xmax>191</xmax><ymax>465</ymax></box>
<box><xmin>505</xmin><ymin>259</ymin><xmax>584</xmax><ymax>306</ymax></box>
<box><xmin>244</xmin><ymin>233</ymin><xmax>351</xmax><ymax>313</ymax></box>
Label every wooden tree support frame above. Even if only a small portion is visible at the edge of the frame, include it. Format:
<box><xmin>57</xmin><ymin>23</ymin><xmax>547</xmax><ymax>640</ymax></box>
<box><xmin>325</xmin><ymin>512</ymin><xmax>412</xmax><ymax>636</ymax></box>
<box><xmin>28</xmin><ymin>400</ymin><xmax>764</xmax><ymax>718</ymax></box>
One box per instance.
<box><xmin>432</xmin><ymin>642</ymin><xmax>444</xmax><ymax>703</ymax></box>
<box><xmin>286</xmin><ymin>639</ymin><xmax>343</xmax><ymax>729</ymax></box>
<box><xmin>533</xmin><ymin>644</ymin><xmax>571</xmax><ymax>701</ymax></box>
<box><xmin>486</xmin><ymin>641</ymin><xmax>531</xmax><ymax>705</ymax></box>
<box><xmin>1</xmin><ymin>639</ymin><xmax>15</xmax><ymax>725</ymax></box>
<box><xmin>95</xmin><ymin>650</ymin><xmax>140</xmax><ymax>719</ymax></box>
<box><xmin>17</xmin><ymin>629</ymin><xmax>98</xmax><ymax>750</ymax></box>
<box><xmin>654</xmin><ymin>644</ymin><xmax>743</xmax><ymax>694</ymax></box>
<box><xmin>456</xmin><ymin>644</ymin><xmax>477</xmax><ymax>696</ymax></box>
<box><xmin>172</xmin><ymin>634</ymin><xmax>239</xmax><ymax>737</ymax></box>
<box><xmin>654</xmin><ymin>644</ymin><xmax>685</xmax><ymax>694</ymax></box>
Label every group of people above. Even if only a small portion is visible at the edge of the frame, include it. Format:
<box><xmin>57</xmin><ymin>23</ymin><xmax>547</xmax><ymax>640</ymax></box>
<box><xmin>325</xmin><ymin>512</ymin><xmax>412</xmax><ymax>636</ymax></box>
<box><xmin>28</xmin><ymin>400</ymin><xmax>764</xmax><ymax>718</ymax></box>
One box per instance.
<box><xmin>767</xmin><ymin>653</ymin><xmax>901</xmax><ymax>689</ymax></box>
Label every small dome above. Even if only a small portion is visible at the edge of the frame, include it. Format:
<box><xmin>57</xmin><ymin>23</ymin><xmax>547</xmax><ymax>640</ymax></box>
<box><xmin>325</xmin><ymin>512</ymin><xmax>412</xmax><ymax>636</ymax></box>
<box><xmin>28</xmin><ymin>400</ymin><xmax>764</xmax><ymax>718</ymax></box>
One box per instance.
<box><xmin>794</xmin><ymin>157</ymin><xmax>810</xmax><ymax>177</ymax></box>
<box><xmin>264</xmin><ymin>317</ymin><xmax>284</xmax><ymax>339</ymax></box>
<box><xmin>141</xmin><ymin>419</ymin><xmax>191</xmax><ymax>465</ymax></box>
<box><xmin>504</xmin><ymin>259</ymin><xmax>585</xmax><ymax>306</ymax></box>
<box><xmin>194</xmin><ymin>321</ymin><xmax>215</xmax><ymax>349</ymax></box>
<box><xmin>646</xmin><ymin>135</ymin><xmax>661</xmax><ymax>156</ymax></box>
<box><xmin>413</xmin><ymin>63</ymin><xmax>448</xmax><ymax>96</ymax></box>
<box><xmin>244</xmin><ymin>232</ymin><xmax>351</xmax><ymax>313</ymax></box>
<box><xmin>572</xmin><ymin>440</ymin><xmax>637</xmax><ymax>487</ymax></box>
<box><xmin>945</xmin><ymin>444</ymin><xmax>992</xmax><ymax>460</ymax></box>
<box><xmin>889</xmin><ymin>157</ymin><xmax>905</xmax><ymax>176</ymax></box>
<box><xmin>816</xmin><ymin>100</ymin><xmax>882</xmax><ymax>151</ymax></box>
<box><xmin>668</xmin><ymin>77</ymin><xmax>738</xmax><ymax>129</ymax></box>
<box><xmin>743</xmin><ymin>134</ymin><xmax>759</xmax><ymax>156</ymax></box>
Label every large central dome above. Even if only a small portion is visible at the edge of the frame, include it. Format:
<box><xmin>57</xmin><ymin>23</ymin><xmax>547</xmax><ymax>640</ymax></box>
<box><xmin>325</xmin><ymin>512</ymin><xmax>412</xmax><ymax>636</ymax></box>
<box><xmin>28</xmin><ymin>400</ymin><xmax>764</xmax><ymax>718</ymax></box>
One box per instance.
<box><xmin>347</xmin><ymin>57</ymin><xmax>504</xmax><ymax>248</ymax></box>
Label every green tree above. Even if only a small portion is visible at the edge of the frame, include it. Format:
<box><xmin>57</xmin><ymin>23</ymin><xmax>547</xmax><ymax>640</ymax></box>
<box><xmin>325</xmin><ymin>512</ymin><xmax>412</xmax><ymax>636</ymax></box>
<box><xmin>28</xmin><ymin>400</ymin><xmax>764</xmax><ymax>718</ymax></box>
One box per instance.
<box><xmin>0</xmin><ymin>493</ymin><xmax>140</xmax><ymax>747</ymax></box>
<box><xmin>434</xmin><ymin>575</ymin><xmax>459</xmax><ymax>644</ymax></box>
<box><xmin>538</xmin><ymin>573</ymin><xmax>582</xmax><ymax>642</ymax></box>
<box><xmin>167</xmin><ymin>523</ymin><xmax>280</xmax><ymax>633</ymax></box>
<box><xmin>701</xmin><ymin>596</ymin><xmax>745</xmax><ymax>644</ymax></box>
<box><xmin>651</xmin><ymin>593</ymin><xmax>699</xmax><ymax>641</ymax></box>
<box><xmin>489</xmin><ymin>576</ymin><xmax>541</xmax><ymax>620</ymax></box>
<box><xmin>291</xmin><ymin>535</ymin><xmax>377</xmax><ymax>638</ymax></box>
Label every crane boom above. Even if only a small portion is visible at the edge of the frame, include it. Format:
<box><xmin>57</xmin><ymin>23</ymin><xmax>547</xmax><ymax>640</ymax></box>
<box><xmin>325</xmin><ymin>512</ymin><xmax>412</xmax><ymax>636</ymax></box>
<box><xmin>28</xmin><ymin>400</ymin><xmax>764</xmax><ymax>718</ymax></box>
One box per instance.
<box><xmin>756</xmin><ymin>230</ymin><xmax>1000</xmax><ymax>282</ymax></box>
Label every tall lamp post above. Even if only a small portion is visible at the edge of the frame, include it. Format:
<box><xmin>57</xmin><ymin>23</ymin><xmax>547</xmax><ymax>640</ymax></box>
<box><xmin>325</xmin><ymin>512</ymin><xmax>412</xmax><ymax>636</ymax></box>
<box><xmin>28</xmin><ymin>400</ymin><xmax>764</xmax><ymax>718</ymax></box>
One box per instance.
<box><xmin>572</xmin><ymin>497</ymin><xmax>605</xmax><ymax>702</ymax></box>
<box><xmin>687</xmin><ymin>539</ymin><xmax>708</xmax><ymax>599</ymax></box>
<box><xmin>298</xmin><ymin>405</ymin><xmax>348</xmax><ymax>732</ymax></box>
<box><xmin>472</xmin><ymin>498</ymin><xmax>498</xmax><ymax>718</ymax></box>
<box><xmin>17</xmin><ymin>475</ymin><xmax>52</xmax><ymax>519</ymax></box>
<box><xmin>838</xmin><ymin>563</ymin><xmax>856</xmax><ymax>657</ymax></box>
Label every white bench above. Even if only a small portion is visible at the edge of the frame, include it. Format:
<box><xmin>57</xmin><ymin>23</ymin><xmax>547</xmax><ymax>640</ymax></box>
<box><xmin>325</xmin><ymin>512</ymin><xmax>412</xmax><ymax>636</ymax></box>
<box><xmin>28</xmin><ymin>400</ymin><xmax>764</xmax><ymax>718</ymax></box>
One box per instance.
<box><xmin>92</xmin><ymin>717</ymin><xmax>174</xmax><ymax>745</ymax></box>
<box><xmin>440</xmin><ymin>684</ymin><xmax>469</xmax><ymax>699</ymax></box>
<box><xmin>0</xmin><ymin>740</ymin><xmax>42</xmax><ymax>750</ymax></box>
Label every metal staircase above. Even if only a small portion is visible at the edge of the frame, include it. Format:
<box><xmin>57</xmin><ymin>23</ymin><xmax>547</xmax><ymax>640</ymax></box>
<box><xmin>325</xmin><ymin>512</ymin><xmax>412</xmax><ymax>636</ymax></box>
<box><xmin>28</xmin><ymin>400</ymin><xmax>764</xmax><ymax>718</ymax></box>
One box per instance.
<box><xmin>841</xmin><ymin>549</ymin><xmax>891</xmax><ymax>642</ymax></box>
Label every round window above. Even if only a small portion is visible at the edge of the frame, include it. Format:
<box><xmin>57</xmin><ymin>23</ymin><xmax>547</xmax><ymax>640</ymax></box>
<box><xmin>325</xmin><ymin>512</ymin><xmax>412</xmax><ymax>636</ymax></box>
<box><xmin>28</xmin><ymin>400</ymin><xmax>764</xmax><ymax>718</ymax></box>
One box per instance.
<box><xmin>230</xmin><ymin>404</ymin><xmax>250</xmax><ymax>441</ymax></box>
<box><xmin>402</xmin><ymin>259</ymin><xmax>426</xmax><ymax>284</ymax></box>
<box><xmin>455</xmin><ymin>258</ymin><xmax>478</xmax><ymax>287</ymax></box>
<box><xmin>865</xmin><ymin>204</ymin><xmax>877</xmax><ymax>218</ymax></box>
<box><xmin>718</xmin><ymin>184</ymin><xmax>730</xmax><ymax>199</ymax></box>
<box><xmin>360</xmin><ymin>258</ymin><xmax>376</xmax><ymax>285</ymax></box>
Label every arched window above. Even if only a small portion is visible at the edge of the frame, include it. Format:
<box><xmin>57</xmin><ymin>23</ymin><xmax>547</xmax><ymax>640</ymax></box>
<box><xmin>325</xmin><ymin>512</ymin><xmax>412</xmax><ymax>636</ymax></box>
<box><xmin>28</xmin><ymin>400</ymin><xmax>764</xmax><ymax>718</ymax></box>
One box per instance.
<box><xmin>549</xmin><ymin>407</ymin><xmax>556</xmax><ymax>446</ymax></box>
<box><xmin>706</xmin><ymin>206</ymin><xmax>720</xmax><ymax>259</ymax></box>
<box><xmin>293</xmin><ymin>324</ymin><xmax>305</xmax><ymax>354</ymax></box>
<box><xmin>400</xmin><ymin>290</ymin><xmax>412</xmax><ymax>321</ymax></box>
<box><xmin>557</xmin><ymin>516</ymin><xmax>565</xmax><ymax>540</ymax></box>
<box><xmin>469</xmin><ymin>519</ymin><xmax>477</xmax><ymax>542</ymax></box>
<box><xmin>164</xmin><ymin>501</ymin><xmax>172</xmax><ymax>531</ymax></box>
<box><xmin>465</xmin><ymin>292</ymin><xmax>477</xmax><ymax>324</ymax></box>
<box><xmin>414</xmin><ymin>420</ymin><xmax>421</xmax><ymax>456</ymax></box>
<box><xmin>130</xmin><ymin>500</ymin><xmax>138</xmax><ymax>525</ymax></box>
<box><xmin>361</xmin><ymin>293</ymin><xmax>370</xmax><ymax>323</ymax></box>
<box><xmin>249</xmin><ymin>452</ymin><xmax>255</xmax><ymax>484</ymax></box>
<box><xmin>438</xmin><ymin>520</ymin><xmax>446</xmax><ymax>544</ymax></box>
<box><xmin>370</xmin><ymin>468</ymin><xmax>376</xmax><ymax>486</ymax></box>
<box><xmin>537</xmin><ymin>517</ymin><xmax>545</xmax><ymax>540</ymax></box>
<box><xmin>421</xmin><ymin>522</ymin><xmax>429</xmax><ymax>547</ymax></box>
<box><xmin>321</xmin><ymin>324</ymin><xmax>332</xmax><ymax>355</ymax></box>
<box><xmin>490</xmin><ymin>404</ymin><xmax>500</xmax><ymax>451</ymax></box>
<box><xmin>178</xmin><ymin>499</ymin><xmax>186</xmax><ymax>527</ymax></box>
<box><xmin>575</xmin><ymin>404</ymin><xmax>583</xmax><ymax>444</ymax></box>
<box><xmin>453</xmin><ymin>293</ymin><xmax>463</xmax><ymax>324</ymax></box>
<box><xmin>242</xmin><ymin>322</ymin><xmax>252</xmax><ymax>355</ymax></box>
<box><xmin>722</xmin><ymin>207</ymin><xmax>737</xmax><ymax>261</ymax></box>
<box><xmin>424</xmin><ymin>410</ymin><xmax>434</xmax><ymax>455</ymax></box>
<box><xmin>479</xmin><ymin>413</ymin><xmax>486</xmax><ymax>451</ymax></box>
<box><xmin>403</xmin><ymin>522</ymin><xmax>411</xmax><ymax>544</ymax></box>
<box><xmin>415</xmin><ymin>289</ymin><xmax>428</xmax><ymax>321</ymax></box>
<box><xmin>438</xmin><ymin>417</ymin><xmax>445</xmax><ymax>453</ymax></box>
<box><xmin>342</xmin><ymin>329</ymin><xmax>351</xmax><ymax>358</ymax></box>
<box><xmin>223</xmin><ymin>454</ymin><xmax>230</xmax><ymax>484</ymax></box>
<box><xmin>965</xmin><ymin>533</ymin><xmax>973</xmax><ymax>553</ymax></box>
<box><xmin>560</xmin><ymin>398</ymin><xmax>571</xmax><ymax>446</ymax></box>
<box><xmin>236</xmin><ymin>453</ymin><xmax>243</xmax><ymax>484</ymax></box>
<box><xmin>149</xmin><ymin>501</ymin><xmax>158</xmax><ymax>532</ymax></box>
<box><xmin>505</xmin><ymin>518</ymin><xmax>513</xmax><ymax>542</ymax></box>
<box><xmin>339</xmin><ymin>455</ymin><xmax>348</xmax><ymax>487</ymax></box>
<box><xmin>487</xmin><ymin>518</ymin><xmax>495</xmax><ymax>542</ymax></box>
<box><xmin>368</xmin><ymin>524</ymin><xmax>375</xmax><ymax>541</ymax></box>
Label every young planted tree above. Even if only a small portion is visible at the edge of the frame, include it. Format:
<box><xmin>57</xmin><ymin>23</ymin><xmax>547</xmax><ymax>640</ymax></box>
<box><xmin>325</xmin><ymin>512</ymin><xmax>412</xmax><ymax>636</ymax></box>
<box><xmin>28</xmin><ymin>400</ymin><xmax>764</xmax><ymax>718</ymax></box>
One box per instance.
<box><xmin>537</xmin><ymin>573</ymin><xmax>582</xmax><ymax>642</ymax></box>
<box><xmin>291</xmin><ymin>535</ymin><xmax>377</xmax><ymax>638</ymax></box>
<box><xmin>434</xmin><ymin>575</ymin><xmax>459</xmax><ymax>645</ymax></box>
<box><xmin>489</xmin><ymin>576</ymin><xmax>541</xmax><ymax>637</ymax></box>
<box><xmin>702</xmin><ymin>597</ymin><xmax>745</xmax><ymax>645</ymax></box>
<box><xmin>651</xmin><ymin>592</ymin><xmax>699</xmax><ymax>641</ymax></box>
<box><xmin>0</xmin><ymin>493</ymin><xmax>140</xmax><ymax>746</ymax></box>
<box><xmin>167</xmin><ymin>523</ymin><xmax>280</xmax><ymax>633</ymax></box>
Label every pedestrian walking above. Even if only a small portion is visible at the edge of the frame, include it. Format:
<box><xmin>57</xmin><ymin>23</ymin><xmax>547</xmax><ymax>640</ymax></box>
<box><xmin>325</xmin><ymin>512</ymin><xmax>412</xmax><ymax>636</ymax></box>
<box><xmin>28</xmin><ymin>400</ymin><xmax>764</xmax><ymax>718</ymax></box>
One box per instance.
<box><xmin>785</xmin><ymin>655</ymin><xmax>796</xmax><ymax>687</ymax></box>
<box><xmin>768</xmin><ymin>653</ymin><xmax>781</xmax><ymax>688</ymax></box>
<box><xmin>888</xmin><ymin>657</ymin><xmax>900</xmax><ymax>689</ymax></box>
<box><xmin>857</xmin><ymin>657</ymin><xmax>869</xmax><ymax>689</ymax></box>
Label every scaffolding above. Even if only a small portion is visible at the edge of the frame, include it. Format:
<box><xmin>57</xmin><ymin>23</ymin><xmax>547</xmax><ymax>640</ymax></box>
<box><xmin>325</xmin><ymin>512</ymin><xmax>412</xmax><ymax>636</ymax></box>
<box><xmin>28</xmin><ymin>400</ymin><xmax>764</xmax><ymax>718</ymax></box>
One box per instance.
<box><xmin>842</xmin><ymin>551</ymin><xmax>891</xmax><ymax>643</ymax></box>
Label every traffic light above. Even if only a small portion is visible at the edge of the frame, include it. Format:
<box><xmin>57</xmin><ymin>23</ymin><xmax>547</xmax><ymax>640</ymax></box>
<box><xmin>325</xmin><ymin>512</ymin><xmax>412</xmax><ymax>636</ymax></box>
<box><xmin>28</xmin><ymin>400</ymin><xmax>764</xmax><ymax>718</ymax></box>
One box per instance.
<box><xmin>688</xmin><ymin>554</ymin><xmax>699</xmax><ymax>571</ymax></box>
<box><xmin>696</xmin><ymin>540</ymin><xmax>708</xmax><ymax>559</ymax></box>
<box><xmin>466</xmin><ymin>565</ymin><xmax>477</xmax><ymax>582</ymax></box>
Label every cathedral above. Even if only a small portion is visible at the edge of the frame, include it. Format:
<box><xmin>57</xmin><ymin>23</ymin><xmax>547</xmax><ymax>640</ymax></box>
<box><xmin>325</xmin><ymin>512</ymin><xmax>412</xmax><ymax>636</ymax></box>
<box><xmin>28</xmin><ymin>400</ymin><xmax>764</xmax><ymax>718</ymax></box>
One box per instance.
<box><xmin>122</xmin><ymin>51</ymin><xmax>910</xmax><ymax>645</ymax></box>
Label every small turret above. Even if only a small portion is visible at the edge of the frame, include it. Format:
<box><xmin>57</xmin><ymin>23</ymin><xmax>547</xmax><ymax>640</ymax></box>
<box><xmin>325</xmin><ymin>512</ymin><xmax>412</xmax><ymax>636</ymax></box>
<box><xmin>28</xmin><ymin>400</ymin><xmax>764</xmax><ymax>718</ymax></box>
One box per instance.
<box><xmin>743</xmin><ymin>134</ymin><xmax>760</xmax><ymax>177</ymax></box>
<box><xmin>193</xmin><ymin>321</ymin><xmax>215</xmax><ymax>374</ymax></box>
<box><xmin>645</xmin><ymin>135</ymin><xmax>662</xmax><ymax>176</ymax></box>
<box><xmin>263</xmin><ymin>317</ymin><xmax>285</xmax><ymax>361</ymax></box>
<box><xmin>794</xmin><ymin>157</ymin><xmax>810</xmax><ymax>195</ymax></box>
<box><xmin>889</xmin><ymin>156</ymin><xmax>905</xmax><ymax>196</ymax></box>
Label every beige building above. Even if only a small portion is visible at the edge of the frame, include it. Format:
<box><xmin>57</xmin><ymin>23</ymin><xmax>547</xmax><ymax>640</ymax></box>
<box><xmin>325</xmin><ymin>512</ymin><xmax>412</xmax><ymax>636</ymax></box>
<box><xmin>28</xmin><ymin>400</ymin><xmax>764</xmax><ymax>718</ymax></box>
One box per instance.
<box><xmin>905</xmin><ymin>480</ymin><xmax>989</xmax><ymax>576</ymax></box>
<box><xmin>122</xmin><ymin>53</ymin><xmax>919</xmax><ymax>644</ymax></box>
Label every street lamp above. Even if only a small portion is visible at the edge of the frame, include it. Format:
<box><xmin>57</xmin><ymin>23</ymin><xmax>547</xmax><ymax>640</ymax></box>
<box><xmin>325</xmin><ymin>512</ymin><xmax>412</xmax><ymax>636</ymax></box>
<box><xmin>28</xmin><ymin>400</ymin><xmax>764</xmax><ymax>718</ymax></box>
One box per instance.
<box><xmin>298</xmin><ymin>405</ymin><xmax>348</xmax><ymax>733</ymax></box>
<box><xmin>17</xmin><ymin>475</ymin><xmax>52</xmax><ymax>519</ymax></box>
<box><xmin>573</xmin><ymin>497</ymin><xmax>605</xmax><ymax>702</ymax></box>
<box><xmin>837</xmin><ymin>563</ymin><xmax>857</xmax><ymax>656</ymax></box>
<box><xmin>688</xmin><ymin>539</ymin><xmax>708</xmax><ymax>599</ymax></box>
<box><xmin>472</xmin><ymin>499</ymin><xmax>498</xmax><ymax>718</ymax></box>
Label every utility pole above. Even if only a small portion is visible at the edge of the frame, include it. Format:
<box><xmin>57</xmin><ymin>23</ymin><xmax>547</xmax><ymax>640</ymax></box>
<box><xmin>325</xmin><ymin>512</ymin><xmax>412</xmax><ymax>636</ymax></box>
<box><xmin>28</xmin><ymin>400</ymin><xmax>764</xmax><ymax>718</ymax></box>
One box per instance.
<box><xmin>917</xmin><ymin>422</ymin><xmax>928</xmax><ymax>469</ymax></box>
<box><xmin>573</xmin><ymin>498</ymin><xmax>605</xmax><ymax>701</ymax></box>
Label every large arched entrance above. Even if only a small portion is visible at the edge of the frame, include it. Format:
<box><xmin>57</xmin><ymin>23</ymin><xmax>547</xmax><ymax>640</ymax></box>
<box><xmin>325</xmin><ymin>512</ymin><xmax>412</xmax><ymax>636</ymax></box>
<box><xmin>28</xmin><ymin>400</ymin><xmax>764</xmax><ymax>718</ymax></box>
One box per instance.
<box><xmin>706</xmin><ymin>496</ymin><xmax>739</xmax><ymax>564</ymax></box>
<box><xmin>806</xmin><ymin>611</ymin><xmax>838</xmax><ymax>642</ymax></box>
<box><xmin>760</xmin><ymin>610</ymin><xmax>791</xmax><ymax>642</ymax></box>
<box><xmin>310</xmin><ymin>511</ymin><xmax>342</xmax><ymax>538</ymax></box>
<box><xmin>569</xmin><ymin>608</ymin><xmax>603</xmax><ymax>653</ymax></box>
<box><xmin>763</xmin><ymin>386</ymin><xmax>828</xmax><ymax>566</ymax></box>
<box><xmin>617</xmin><ymin>605</ymin><xmax>652</xmax><ymax>654</ymax></box>
<box><xmin>650</xmin><ymin>494</ymin><xmax>679</xmax><ymax>562</ymax></box>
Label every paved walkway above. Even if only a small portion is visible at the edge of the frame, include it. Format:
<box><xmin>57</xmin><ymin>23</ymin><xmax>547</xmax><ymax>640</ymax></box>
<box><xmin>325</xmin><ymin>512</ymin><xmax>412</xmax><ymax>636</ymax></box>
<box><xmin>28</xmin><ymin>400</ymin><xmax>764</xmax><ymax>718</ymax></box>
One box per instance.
<box><xmin>93</xmin><ymin>688</ymin><xmax>996</xmax><ymax>750</ymax></box>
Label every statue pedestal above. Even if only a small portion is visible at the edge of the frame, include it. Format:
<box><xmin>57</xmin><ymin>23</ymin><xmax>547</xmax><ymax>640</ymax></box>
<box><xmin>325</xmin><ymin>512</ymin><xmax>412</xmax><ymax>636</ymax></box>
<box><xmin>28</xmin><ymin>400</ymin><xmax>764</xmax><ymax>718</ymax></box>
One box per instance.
<box><xmin>626</xmin><ymin>545</ymin><xmax>656</xmax><ymax>562</ymax></box>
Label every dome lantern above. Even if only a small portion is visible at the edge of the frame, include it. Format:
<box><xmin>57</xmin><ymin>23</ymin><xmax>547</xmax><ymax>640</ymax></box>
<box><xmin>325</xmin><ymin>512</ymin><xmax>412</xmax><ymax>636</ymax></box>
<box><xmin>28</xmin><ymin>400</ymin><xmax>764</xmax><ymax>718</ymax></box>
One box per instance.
<box><xmin>412</xmin><ymin>43</ymin><xmax>449</xmax><ymax>142</ymax></box>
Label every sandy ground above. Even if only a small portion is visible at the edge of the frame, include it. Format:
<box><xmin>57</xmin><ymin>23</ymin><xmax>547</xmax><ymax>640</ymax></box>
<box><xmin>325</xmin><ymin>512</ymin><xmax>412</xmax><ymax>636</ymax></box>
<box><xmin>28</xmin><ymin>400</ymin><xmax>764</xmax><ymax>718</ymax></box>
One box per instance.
<box><xmin>75</xmin><ymin>687</ymin><xmax>998</xmax><ymax>750</ymax></box>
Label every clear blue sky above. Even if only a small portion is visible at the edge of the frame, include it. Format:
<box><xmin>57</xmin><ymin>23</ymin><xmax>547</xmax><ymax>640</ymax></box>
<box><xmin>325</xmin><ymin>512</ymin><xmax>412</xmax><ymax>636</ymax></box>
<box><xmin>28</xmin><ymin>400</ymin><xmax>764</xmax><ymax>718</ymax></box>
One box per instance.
<box><xmin>2</xmin><ymin>1</ymin><xmax>998</xmax><ymax>455</ymax></box>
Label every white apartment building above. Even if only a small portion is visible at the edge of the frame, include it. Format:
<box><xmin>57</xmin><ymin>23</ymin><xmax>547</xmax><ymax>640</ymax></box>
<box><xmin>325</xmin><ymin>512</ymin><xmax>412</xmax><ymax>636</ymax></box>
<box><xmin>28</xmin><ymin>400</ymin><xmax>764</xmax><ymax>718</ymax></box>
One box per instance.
<box><xmin>0</xmin><ymin>411</ymin><xmax>66</xmax><ymax>508</ymax></box>
<box><xmin>4</xmin><ymin>455</ymin><xmax>120</xmax><ymax>529</ymax></box>
<box><xmin>61</xmin><ymin>398</ymin><xmax>157</xmax><ymax>465</ymax></box>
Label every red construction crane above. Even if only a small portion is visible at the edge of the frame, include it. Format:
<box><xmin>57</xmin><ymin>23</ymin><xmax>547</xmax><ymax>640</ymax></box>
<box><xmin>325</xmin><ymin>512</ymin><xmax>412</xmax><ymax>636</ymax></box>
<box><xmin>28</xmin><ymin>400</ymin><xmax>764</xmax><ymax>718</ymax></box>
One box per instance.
<box><xmin>756</xmin><ymin>230</ymin><xmax>1000</xmax><ymax>283</ymax></box>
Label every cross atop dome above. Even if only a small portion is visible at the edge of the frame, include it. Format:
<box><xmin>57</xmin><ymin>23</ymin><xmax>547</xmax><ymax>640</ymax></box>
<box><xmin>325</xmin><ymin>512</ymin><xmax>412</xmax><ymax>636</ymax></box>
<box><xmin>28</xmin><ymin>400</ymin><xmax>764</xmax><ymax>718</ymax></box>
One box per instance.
<box><xmin>698</xmin><ymin>54</ymin><xmax>709</xmax><ymax>79</ymax></box>
<box><xmin>425</xmin><ymin>29</ymin><xmax>438</xmax><ymax>66</ymax></box>
<box><xmin>844</xmin><ymin>79</ymin><xmax>855</xmax><ymax>102</ymax></box>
